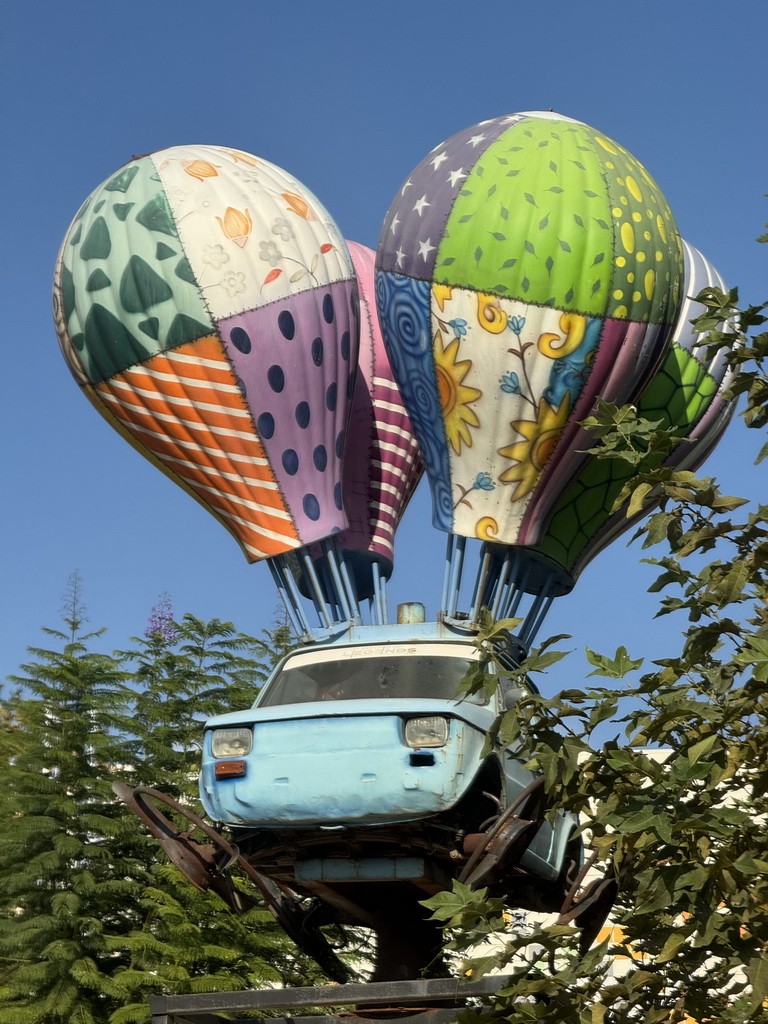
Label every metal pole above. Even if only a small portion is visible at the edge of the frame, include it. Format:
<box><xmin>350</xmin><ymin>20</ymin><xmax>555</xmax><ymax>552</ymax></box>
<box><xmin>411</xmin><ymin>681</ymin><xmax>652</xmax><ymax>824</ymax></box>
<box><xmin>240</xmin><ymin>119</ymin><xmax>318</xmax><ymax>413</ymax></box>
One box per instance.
<box><xmin>440</xmin><ymin>533</ymin><xmax>454</xmax><ymax>614</ymax></box>
<box><xmin>378</xmin><ymin>571</ymin><xmax>389</xmax><ymax>625</ymax></box>
<box><xmin>504</xmin><ymin>561</ymin><xmax>531</xmax><ymax>619</ymax></box>
<box><xmin>469</xmin><ymin>546</ymin><xmax>493</xmax><ymax>623</ymax></box>
<box><xmin>334</xmin><ymin>538</ymin><xmax>362</xmax><ymax>623</ymax></box>
<box><xmin>372</xmin><ymin>560</ymin><xmax>383</xmax><ymax>625</ymax></box>
<box><xmin>520</xmin><ymin>573</ymin><xmax>556</xmax><ymax>647</ymax></box>
<box><xmin>446</xmin><ymin>535</ymin><xmax>466</xmax><ymax>616</ymax></box>
<box><xmin>490</xmin><ymin>550</ymin><xmax>514</xmax><ymax>619</ymax></box>
<box><xmin>321</xmin><ymin>540</ymin><xmax>355</xmax><ymax>622</ymax></box>
<box><xmin>300</xmin><ymin>550</ymin><xmax>333</xmax><ymax>628</ymax></box>
<box><xmin>267</xmin><ymin>557</ymin><xmax>310</xmax><ymax>637</ymax></box>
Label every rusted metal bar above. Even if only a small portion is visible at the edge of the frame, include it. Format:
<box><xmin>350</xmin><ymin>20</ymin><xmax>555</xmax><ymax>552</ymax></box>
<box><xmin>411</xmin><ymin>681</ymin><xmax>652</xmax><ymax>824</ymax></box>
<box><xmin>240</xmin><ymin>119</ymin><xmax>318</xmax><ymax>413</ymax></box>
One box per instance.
<box><xmin>155</xmin><ymin>1013</ymin><xmax>468</xmax><ymax>1024</ymax></box>
<box><xmin>150</xmin><ymin>975</ymin><xmax>513</xmax><ymax>1023</ymax></box>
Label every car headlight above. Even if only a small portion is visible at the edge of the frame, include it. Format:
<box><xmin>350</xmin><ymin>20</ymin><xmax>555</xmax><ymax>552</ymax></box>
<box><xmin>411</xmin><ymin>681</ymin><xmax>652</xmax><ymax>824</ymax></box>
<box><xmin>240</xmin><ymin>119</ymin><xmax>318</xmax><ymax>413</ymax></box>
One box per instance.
<box><xmin>210</xmin><ymin>727</ymin><xmax>252</xmax><ymax>758</ymax></box>
<box><xmin>404</xmin><ymin>716</ymin><xmax>448</xmax><ymax>748</ymax></box>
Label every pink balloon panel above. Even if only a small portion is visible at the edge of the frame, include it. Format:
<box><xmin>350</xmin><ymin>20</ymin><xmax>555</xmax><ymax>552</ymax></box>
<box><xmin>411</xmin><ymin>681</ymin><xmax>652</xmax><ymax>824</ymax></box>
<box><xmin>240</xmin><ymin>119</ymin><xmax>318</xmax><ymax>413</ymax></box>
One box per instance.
<box><xmin>336</xmin><ymin>241</ymin><xmax>423</xmax><ymax>595</ymax></box>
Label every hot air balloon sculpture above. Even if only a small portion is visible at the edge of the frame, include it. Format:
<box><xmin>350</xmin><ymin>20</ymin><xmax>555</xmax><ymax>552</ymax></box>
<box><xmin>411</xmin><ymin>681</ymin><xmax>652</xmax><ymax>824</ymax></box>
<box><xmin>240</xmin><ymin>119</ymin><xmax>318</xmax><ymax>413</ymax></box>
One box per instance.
<box><xmin>52</xmin><ymin>145</ymin><xmax>378</xmax><ymax>636</ymax></box>
<box><xmin>53</xmin><ymin>127</ymin><xmax>737</xmax><ymax>989</ymax></box>
<box><xmin>376</xmin><ymin>111</ymin><xmax>692</xmax><ymax>646</ymax></box>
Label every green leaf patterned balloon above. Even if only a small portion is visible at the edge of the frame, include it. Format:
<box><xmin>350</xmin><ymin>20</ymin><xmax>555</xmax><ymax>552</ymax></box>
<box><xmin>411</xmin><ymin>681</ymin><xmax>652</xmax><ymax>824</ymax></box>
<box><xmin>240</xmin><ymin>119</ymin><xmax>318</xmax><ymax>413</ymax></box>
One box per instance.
<box><xmin>376</xmin><ymin>111</ymin><xmax>687</xmax><ymax>595</ymax></box>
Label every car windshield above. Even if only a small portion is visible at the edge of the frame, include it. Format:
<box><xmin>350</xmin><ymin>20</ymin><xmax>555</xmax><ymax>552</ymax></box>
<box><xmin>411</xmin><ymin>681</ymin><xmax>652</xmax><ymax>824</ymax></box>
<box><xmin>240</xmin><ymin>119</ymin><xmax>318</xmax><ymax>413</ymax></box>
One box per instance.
<box><xmin>257</xmin><ymin>653</ymin><xmax>488</xmax><ymax>707</ymax></box>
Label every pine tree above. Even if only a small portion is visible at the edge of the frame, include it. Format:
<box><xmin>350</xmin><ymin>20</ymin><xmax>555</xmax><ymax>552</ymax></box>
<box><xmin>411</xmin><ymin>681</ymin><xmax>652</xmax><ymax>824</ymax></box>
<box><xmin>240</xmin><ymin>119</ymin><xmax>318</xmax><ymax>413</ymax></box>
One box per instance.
<box><xmin>0</xmin><ymin>582</ymin><xmax>312</xmax><ymax>1023</ymax></box>
<box><xmin>111</xmin><ymin>600</ymin><xmax>318</xmax><ymax>1017</ymax></box>
<box><xmin>0</xmin><ymin>574</ymin><xmax>143</xmax><ymax>1023</ymax></box>
<box><xmin>109</xmin><ymin>863</ymin><xmax>313</xmax><ymax>1023</ymax></box>
<box><xmin>119</xmin><ymin>605</ymin><xmax>280</xmax><ymax>794</ymax></box>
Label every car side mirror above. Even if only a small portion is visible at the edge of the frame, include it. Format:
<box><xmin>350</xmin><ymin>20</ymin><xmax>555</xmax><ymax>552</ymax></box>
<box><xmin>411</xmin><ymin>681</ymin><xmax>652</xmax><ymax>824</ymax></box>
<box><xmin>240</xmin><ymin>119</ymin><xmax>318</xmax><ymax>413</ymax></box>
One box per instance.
<box><xmin>503</xmin><ymin>686</ymin><xmax>527</xmax><ymax>710</ymax></box>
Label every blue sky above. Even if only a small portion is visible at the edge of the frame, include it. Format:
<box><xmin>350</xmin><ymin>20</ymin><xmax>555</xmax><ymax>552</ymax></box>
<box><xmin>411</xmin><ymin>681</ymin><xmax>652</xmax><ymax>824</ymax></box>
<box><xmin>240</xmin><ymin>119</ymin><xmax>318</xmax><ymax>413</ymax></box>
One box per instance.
<box><xmin>2</xmin><ymin>0</ymin><xmax>766</xmax><ymax>701</ymax></box>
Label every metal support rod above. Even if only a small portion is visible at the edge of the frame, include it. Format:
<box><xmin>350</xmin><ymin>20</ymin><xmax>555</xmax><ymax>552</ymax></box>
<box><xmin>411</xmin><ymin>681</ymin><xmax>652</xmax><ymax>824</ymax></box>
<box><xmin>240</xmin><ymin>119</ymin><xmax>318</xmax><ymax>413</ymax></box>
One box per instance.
<box><xmin>445</xmin><ymin>534</ymin><xmax>466</xmax><ymax>616</ymax></box>
<box><xmin>371</xmin><ymin>560</ymin><xmax>383</xmax><ymax>625</ymax></box>
<box><xmin>490</xmin><ymin>550</ymin><xmax>514</xmax><ymax>619</ymax></box>
<box><xmin>267</xmin><ymin>558</ymin><xmax>310</xmax><ymax>637</ymax></box>
<box><xmin>519</xmin><ymin>589</ymin><xmax>545</xmax><ymax>646</ymax></box>
<box><xmin>316</xmin><ymin>559</ymin><xmax>340</xmax><ymax>623</ymax></box>
<box><xmin>523</xmin><ymin>592</ymin><xmax>555</xmax><ymax>647</ymax></box>
<box><xmin>282</xmin><ymin>560</ymin><xmax>315</xmax><ymax>635</ymax></box>
<box><xmin>335</xmin><ymin>539</ymin><xmax>361</xmax><ymax>622</ymax></box>
<box><xmin>321</xmin><ymin>540</ymin><xmax>355</xmax><ymax>622</ymax></box>
<box><xmin>440</xmin><ymin>534</ymin><xmax>454</xmax><ymax>614</ymax></box>
<box><xmin>520</xmin><ymin>573</ymin><xmax>556</xmax><ymax>648</ymax></box>
<box><xmin>300</xmin><ymin>550</ymin><xmax>334</xmax><ymax>628</ymax></box>
<box><xmin>378</xmin><ymin>571</ymin><xmax>390</xmax><ymax>625</ymax></box>
<box><xmin>469</xmin><ymin>546</ymin><xmax>494</xmax><ymax>623</ymax></box>
<box><xmin>503</xmin><ymin>560</ymin><xmax>531</xmax><ymax>620</ymax></box>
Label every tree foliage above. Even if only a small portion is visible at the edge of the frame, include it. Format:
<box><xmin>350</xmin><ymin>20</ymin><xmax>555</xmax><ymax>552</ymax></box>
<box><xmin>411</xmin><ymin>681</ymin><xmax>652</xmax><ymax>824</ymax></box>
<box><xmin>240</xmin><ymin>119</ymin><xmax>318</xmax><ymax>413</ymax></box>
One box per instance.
<box><xmin>0</xmin><ymin>586</ymin><xmax>304</xmax><ymax>1023</ymax></box>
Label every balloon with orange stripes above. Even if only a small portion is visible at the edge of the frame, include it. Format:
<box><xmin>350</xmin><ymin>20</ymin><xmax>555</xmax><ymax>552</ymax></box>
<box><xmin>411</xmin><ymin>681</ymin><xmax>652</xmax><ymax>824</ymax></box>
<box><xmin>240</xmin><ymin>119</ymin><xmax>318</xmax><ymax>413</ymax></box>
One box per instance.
<box><xmin>53</xmin><ymin>145</ymin><xmax>359</xmax><ymax>562</ymax></box>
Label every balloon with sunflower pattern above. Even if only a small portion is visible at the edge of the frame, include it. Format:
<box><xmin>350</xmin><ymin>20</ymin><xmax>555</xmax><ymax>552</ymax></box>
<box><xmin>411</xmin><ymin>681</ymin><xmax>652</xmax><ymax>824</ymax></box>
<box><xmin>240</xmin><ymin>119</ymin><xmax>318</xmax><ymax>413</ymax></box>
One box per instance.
<box><xmin>376</xmin><ymin>111</ymin><xmax>686</xmax><ymax>594</ymax></box>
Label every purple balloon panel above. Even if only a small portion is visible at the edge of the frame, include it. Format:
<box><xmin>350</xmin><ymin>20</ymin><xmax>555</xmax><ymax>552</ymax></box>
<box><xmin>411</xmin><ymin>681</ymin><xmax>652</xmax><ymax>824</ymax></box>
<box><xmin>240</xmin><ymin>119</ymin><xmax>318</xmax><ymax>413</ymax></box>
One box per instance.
<box><xmin>378</xmin><ymin>115</ymin><xmax>524</xmax><ymax>281</ymax></box>
<box><xmin>219</xmin><ymin>280</ymin><xmax>358</xmax><ymax>544</ymax></box>
<box><xmin>518</xmin><ymin>318</ymin><xmax>668</xmax><ymax>542</ymax></box>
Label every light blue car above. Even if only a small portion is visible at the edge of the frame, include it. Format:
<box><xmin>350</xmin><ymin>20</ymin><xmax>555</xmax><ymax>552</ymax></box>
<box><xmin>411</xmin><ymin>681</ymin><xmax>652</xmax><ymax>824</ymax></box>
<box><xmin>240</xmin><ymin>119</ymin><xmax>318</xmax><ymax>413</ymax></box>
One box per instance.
<box><xmin>199</xmin><ymin>620</ymin><xmax>581</xmax><ymax>974</ymax></box>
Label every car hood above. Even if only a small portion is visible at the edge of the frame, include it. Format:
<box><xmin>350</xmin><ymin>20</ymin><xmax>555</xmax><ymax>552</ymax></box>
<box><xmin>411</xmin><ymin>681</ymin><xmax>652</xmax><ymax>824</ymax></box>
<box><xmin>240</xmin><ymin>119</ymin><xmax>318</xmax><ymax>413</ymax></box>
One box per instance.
<box><xmin>203</xmin><ymin>697</ymin><xmax>495</xmax><ymax>734</ymax></box>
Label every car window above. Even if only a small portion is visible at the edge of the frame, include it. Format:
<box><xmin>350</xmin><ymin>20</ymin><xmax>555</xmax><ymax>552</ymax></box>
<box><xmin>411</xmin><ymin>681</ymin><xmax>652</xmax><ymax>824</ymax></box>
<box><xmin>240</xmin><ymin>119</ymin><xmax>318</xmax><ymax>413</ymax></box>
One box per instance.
<box><xmin>257</xmin><ymin>654</ymin><xmax>488</xmax><ymax>707</ymax></box>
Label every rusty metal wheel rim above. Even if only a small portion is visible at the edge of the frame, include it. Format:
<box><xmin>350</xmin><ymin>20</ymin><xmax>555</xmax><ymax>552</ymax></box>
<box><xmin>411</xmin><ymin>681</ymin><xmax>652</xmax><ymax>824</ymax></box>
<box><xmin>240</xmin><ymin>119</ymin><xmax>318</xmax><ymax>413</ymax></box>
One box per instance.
<box><xmin>113</xmin><ymin>781</ymin><xmax>353</xmax><ymax>983</ymax></box>
<box><xmin>458</xmin><ymin>774</ymin><xmax>547</xmax><ymax>884</ymax></box>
